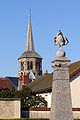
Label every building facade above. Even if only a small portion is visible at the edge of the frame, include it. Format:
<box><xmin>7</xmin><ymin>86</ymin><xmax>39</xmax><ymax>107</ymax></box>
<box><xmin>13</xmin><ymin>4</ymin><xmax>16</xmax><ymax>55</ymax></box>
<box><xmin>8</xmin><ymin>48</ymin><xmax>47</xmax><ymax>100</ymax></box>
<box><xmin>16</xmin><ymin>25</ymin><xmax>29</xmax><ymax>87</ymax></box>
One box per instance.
<box><xmin>27</xmin><ymin>61</ymin><xmax>80</xmax><ymax>108</ymax></box>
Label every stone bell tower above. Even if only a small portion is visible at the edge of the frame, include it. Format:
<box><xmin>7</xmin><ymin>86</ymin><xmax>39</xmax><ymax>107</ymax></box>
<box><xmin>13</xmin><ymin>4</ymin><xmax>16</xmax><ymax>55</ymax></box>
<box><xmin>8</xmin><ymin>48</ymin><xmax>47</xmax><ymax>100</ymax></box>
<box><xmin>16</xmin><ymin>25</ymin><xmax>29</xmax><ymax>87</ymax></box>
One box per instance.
<box><xmin>18</xmin><ymin>14</ymin><xmax>42</xmax><ymax>90</ymax></box>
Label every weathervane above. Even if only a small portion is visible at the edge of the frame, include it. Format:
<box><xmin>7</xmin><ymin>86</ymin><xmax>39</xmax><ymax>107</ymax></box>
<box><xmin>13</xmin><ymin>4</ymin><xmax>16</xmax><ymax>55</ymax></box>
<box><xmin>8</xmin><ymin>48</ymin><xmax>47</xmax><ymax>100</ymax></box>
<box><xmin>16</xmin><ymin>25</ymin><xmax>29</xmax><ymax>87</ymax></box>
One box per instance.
<box><xmin>54</xmin><ymin>29</ymin><xmax>69</xmax><ymax>57</ymax></box>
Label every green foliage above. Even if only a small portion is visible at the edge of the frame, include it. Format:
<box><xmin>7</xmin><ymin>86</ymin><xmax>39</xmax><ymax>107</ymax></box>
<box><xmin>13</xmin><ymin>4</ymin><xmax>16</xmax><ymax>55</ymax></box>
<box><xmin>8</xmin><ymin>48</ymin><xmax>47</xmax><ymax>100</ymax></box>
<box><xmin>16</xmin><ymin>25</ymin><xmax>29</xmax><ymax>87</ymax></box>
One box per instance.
<box><xmin>0</xmin><ymin>87</ymin><xmax>47</xmax><ymax>108</ymax></box>
<box><xmin>0</xmin><ymin>88</ymin><xmax>16</xmax><ymax>98</ymax></box>
<box><xmin>0</xmin><ymin>118</ymin><xmax>79</xmax><ymax>120</ymax></box>
<box><xmin>0</xmin><ymin>119</ymin><xmax>79</xmax><ymax>120</ymax></box>
<box><xmin>0</xmin><ymin>118</ymin><xmax>49</xmax><ymax>120</ymax></box>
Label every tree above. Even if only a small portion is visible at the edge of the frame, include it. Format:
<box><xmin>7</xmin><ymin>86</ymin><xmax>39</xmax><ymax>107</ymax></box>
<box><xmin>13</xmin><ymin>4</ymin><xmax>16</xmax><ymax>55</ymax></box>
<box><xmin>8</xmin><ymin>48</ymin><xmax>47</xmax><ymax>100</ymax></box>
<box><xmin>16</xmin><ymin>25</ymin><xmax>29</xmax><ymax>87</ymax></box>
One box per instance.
<box><xmin>15</xmin><ymin>86</ymin><xmax>47</xmax><ymax>108</ymax></box>
<box><xmin>0</xmin><ymin>87</ymin><xmax>47</xmax><ymax>108</ymax></box>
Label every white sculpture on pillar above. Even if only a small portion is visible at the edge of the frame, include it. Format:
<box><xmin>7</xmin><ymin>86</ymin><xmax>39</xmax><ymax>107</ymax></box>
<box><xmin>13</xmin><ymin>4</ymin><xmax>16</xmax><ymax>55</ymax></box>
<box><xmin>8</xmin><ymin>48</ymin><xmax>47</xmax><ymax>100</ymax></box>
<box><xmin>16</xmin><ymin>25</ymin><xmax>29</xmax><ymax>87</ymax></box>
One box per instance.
<box><xmin>50</xmin><ymin>29</ymin><xmax>73</xmax><ymax>120</ymax></box>
<box><xmin>54</xmin><ymin>29</ymin><xmax>68</xmax><ymax>57</ymax></box>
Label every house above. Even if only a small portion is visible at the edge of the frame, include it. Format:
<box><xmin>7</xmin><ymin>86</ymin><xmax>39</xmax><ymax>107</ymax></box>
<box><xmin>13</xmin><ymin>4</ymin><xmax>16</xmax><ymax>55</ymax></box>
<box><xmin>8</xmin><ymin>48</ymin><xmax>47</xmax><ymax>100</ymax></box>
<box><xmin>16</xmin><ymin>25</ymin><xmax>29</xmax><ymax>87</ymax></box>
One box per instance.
<box><xmin>6</xmin><ymin>77</ymin><xmax>18</xmax><ymax>90</ymax></box>
<box><xmin>0</xmin><ymin>77</ymin><xmax>18</xmax><ymax>90</ymax></box>
<box><xmin>27</xmin><ymin>61</ymin><xmax>80</xmax><ymax>109</ymax></box>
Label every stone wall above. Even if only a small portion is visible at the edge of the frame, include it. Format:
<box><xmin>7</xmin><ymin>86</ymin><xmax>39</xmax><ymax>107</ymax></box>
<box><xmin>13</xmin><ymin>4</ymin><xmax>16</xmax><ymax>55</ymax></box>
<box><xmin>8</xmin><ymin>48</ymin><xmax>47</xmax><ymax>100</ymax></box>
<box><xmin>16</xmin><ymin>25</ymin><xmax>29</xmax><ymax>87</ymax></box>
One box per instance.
<box><xmin>30</xmin><ymin>108</ymin><xmax>50</xmax><ymax>118</ymax></box>
<box><xmin>0</xmin><ymin>98</ymin><xmax>21</xmax><ymax>119</ymax></box>
<box><xmin>30</xmin><ymin>111</ymin><xmax>50</xmax><ymax>118</ymax></box>
<box><xmin>73</xmin><ymin>111</ymin><xmax>80</xmax><ymax>119</ymax></box>
<box><xmin>22</xmin><ymin>108</ymin><xmax>80</xmax><ymax>119</ymax></box>
<box><xmin>29</xmin><ymin>110</ymin><xmax>80</xmax><ymax>119</ymax></box>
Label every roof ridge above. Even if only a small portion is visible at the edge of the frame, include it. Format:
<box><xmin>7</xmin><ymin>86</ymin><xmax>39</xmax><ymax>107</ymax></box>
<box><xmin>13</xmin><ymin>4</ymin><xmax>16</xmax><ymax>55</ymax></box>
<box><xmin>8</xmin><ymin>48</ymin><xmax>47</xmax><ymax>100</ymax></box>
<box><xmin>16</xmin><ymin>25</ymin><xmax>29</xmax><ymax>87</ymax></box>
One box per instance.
<box><xmin>70</xmin><ymin>67</ymin><xmax>80</xmax><ymax>77</ymax></box>
<box><xmin>7</xmin><ymin>78</ymin><xmax>17</xmax><ymax>88</ymax></box>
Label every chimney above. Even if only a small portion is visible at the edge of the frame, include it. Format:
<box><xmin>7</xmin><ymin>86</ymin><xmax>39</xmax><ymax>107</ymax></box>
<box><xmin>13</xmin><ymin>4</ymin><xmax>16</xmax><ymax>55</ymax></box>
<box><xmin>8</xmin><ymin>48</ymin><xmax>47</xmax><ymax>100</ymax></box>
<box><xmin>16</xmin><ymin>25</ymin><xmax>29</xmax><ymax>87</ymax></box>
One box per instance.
<box><xmin>46</xmin><ymin>70</ymin><xmax>48</xmax><ymax>74</ymax></box>
<box><xmin>18</xmin><ymin>76</ymin><xmax>22</xmax><ymax>91</ymax></box>
<box><xmin>22</xmin><ymin>74</ymin><xmax>29</xmax><ymax>85</ymax></box>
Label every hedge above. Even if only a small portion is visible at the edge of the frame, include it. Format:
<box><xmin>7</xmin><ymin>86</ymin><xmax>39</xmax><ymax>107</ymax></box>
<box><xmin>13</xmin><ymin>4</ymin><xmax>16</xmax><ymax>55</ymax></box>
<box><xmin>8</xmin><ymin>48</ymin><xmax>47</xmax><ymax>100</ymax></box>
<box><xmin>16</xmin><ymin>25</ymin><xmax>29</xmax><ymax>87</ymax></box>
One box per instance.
<box><xmin>0</xmin><ymin>119</ymin><xmax>49</xmax><ymax>120</ymax></box>
<box><xmin>0</xmin><ymin>118</ymin><xmax>80</xmax><ymax>120</ymax></box>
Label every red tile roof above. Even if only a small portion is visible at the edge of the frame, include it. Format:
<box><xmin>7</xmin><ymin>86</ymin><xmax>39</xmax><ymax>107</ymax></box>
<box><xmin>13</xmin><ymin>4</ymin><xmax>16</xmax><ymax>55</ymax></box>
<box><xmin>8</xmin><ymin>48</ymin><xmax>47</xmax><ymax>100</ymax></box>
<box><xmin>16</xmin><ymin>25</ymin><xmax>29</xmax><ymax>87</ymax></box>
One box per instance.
<box><xmin>70</xmin><ymin>61</ymin><xmax>80</xmax><ymax>78</ymax></box>
<box><xmin>0</xmin><ymin>78</ymin><xmax>11</xmax><ymax>90</ymax></box>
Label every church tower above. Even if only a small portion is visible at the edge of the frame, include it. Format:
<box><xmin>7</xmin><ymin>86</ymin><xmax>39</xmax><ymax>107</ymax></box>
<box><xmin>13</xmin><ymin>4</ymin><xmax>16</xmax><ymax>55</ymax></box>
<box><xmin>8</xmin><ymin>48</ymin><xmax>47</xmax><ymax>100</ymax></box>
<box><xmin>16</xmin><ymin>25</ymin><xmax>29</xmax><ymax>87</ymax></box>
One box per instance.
<box><xmin>18</xmin><ymin>14</ymin><xmax>42</xmax><ymax>89</ymax></box>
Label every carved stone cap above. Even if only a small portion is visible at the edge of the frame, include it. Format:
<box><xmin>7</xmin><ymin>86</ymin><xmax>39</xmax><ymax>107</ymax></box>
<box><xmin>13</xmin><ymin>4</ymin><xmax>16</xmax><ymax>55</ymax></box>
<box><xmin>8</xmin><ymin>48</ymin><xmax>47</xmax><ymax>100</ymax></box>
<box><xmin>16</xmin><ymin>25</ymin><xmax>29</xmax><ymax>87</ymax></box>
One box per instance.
<box><xmin>51</xmin><ymin>57</ymin><xmax>71</xmax><ymax>68</ymax></box>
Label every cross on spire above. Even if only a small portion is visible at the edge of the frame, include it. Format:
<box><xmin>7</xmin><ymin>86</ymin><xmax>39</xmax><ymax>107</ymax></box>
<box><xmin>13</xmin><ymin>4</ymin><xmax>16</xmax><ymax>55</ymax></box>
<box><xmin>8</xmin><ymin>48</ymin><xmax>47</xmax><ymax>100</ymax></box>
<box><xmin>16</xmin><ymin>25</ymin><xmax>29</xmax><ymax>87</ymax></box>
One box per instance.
<box><xmin>29</xmin><ymin>8</ymin><xmax>31</xmax><ymax>17</ymax></box>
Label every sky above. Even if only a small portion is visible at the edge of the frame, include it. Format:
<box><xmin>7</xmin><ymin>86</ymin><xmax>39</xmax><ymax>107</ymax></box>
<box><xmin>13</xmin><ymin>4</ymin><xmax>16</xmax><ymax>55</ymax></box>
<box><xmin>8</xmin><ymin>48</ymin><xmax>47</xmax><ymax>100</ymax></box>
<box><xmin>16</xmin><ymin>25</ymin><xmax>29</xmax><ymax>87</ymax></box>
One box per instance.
<box><xmin>0</xmin><ymin>0</ymin><xmax>80</xmax><ymax>77</ymax></box>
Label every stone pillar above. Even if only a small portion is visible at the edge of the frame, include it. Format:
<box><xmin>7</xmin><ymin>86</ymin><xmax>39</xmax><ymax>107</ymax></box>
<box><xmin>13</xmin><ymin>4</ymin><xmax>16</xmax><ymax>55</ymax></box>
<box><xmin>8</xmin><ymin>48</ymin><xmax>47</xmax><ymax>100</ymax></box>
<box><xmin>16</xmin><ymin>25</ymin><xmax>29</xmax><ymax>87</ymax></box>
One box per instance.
<box><xmin>51</xmin><ymin>57</ymin><xmax>73</xmax><ymax>120</ymax></box>
<box><xmin>50</xmin><ymin>29</ymin><xmax>73</xmax><ymax>120</ymax></box>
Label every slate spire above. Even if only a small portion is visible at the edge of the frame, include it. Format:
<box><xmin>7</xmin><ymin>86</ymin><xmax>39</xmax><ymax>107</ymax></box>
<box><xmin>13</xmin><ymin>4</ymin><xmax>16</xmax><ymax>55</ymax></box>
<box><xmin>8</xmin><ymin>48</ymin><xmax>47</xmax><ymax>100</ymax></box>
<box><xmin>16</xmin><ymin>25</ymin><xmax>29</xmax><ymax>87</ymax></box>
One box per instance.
<box><xmin>26</xmin><ymin>13</ymin><xmax>35</xmax><ymax>51</ymax></box>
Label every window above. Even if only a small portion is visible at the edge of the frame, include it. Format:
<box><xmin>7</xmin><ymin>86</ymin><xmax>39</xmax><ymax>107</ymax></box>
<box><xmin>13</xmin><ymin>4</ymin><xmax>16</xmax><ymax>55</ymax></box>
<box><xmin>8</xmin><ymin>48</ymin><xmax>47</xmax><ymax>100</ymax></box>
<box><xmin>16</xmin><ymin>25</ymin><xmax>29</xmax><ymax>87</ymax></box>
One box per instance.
<box><xmin>21</xmin><ymin>62</ymin><xmax>24</xmax><ymax>71</ymax></box>
<box><xmin>27</xmin><ymin>61</ymin><xmax>30</xmax><ymax>70</ymax></box>
<box><xmin>21</xmin><ymin>72</ymin><xmax>23</xmax><ymax>80</ymax></box>
<box><xmin>30</xmin><ymin>61</ymin><xmax>33</xmax><ymax>70</ymax></box>
<box><xmin>36</xmin><ymin>62</ymin><xmax>40</xmax><ymax>71</ymax></box>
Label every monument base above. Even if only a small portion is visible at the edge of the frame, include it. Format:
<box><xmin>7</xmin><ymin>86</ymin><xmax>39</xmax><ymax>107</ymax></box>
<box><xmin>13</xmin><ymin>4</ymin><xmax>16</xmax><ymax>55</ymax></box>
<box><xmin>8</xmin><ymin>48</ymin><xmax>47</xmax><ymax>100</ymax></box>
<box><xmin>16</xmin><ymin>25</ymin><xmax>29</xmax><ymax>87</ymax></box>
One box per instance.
<box><xmin>51</xmin><ymin>57</ymin><xmax>73</xmax><ymax>120</ymax></box>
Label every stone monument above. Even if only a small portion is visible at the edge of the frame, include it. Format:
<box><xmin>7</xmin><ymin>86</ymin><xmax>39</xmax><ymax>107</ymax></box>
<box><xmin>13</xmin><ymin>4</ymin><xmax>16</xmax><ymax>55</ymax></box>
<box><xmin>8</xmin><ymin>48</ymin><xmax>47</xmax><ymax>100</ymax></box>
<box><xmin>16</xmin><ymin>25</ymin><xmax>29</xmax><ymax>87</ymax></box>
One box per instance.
<box><xmin>50</xmin><ymin>29</ymin><xmax>73</xmax><ymax>120</ymax></box>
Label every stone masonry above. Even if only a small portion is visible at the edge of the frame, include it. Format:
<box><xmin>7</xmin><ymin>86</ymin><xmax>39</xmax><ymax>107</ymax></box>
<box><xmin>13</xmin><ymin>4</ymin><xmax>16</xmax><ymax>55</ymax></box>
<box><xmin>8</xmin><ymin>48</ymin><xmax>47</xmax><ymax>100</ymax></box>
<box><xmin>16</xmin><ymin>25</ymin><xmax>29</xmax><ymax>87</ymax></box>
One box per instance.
<box><xmin>50</xmin><ymin>57</ymin><xmax>73</xmax><ymax>120</ymax></box>
<box><xmin>50</xmin><ymin>29</ymin><xmax>73</xmax><ymax>120</ymax></box>
<box><xmin>0</xmin><ymin>98</ymin><xmax>21</xmax><ymax>119</ymax></box>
